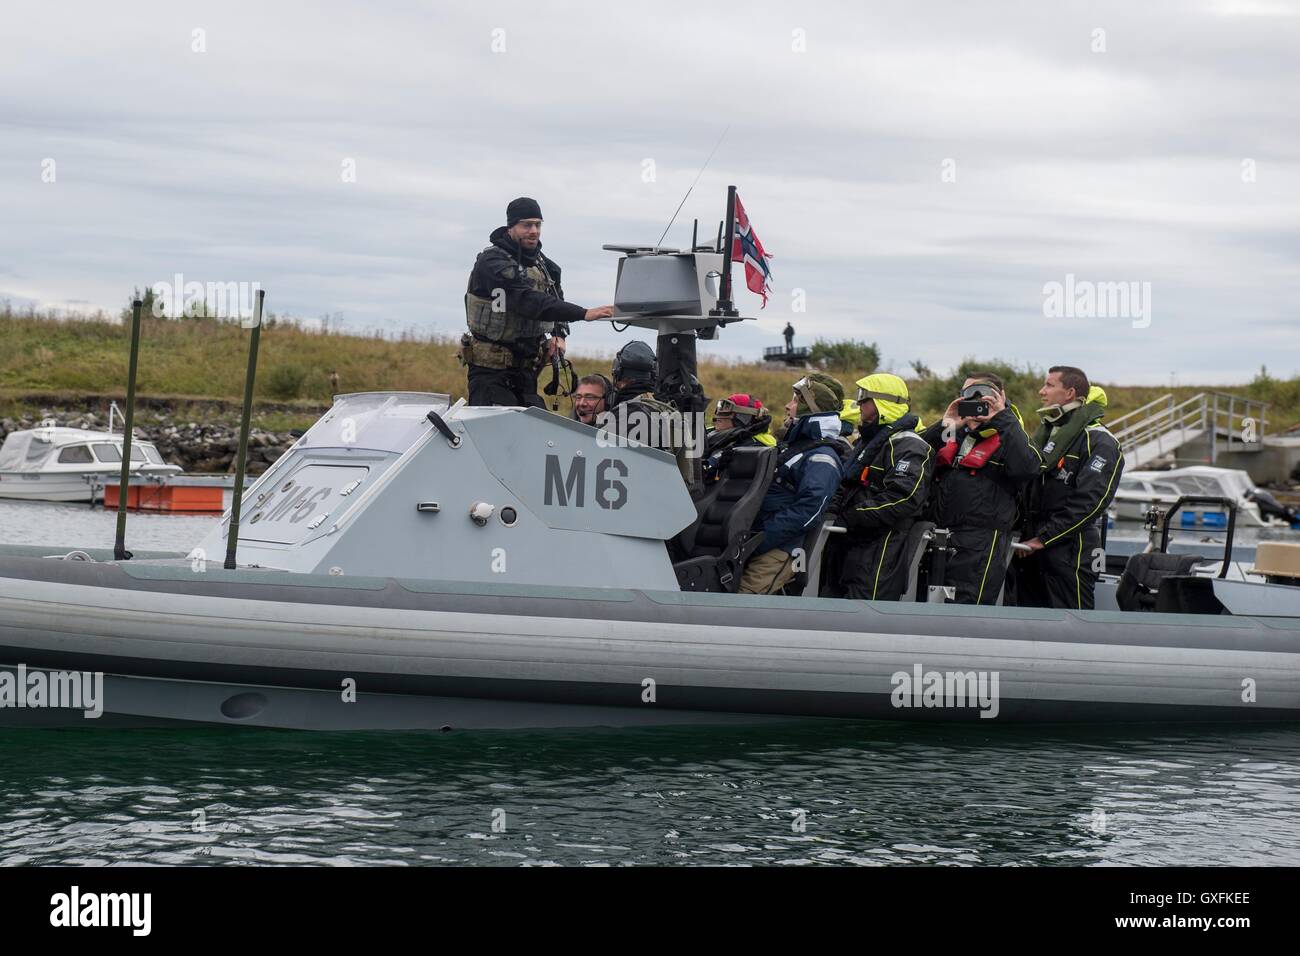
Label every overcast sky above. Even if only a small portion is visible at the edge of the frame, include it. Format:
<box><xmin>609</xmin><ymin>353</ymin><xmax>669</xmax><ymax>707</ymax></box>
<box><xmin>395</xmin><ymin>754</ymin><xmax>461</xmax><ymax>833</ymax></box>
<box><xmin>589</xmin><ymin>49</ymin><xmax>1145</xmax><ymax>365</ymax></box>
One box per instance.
<box><xmin>3</xmin><ymin>0</ymin><xmax>1297</xmax><ymax>384</ymax></box>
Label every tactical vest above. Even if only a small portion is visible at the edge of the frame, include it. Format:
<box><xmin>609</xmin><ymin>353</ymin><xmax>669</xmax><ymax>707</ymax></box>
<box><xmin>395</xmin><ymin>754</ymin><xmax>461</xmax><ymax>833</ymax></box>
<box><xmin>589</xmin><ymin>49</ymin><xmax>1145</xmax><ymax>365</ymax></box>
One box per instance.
<box><xmin>937</xmin><ymin>431</ymin><xmax>1002</xmax><ymax>472</ymax></box>
<box><xmin>465</xmin><ymin>259</ymin><xmax>557</xmax><ymax>345</ymax></box>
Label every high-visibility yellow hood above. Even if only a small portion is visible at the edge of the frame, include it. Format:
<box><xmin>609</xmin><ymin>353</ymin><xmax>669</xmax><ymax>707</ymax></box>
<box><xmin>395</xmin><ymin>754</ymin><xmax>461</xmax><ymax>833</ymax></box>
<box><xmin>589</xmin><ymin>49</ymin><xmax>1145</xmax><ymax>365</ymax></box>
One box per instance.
<box><xmin>854</xmin><ymin>372</ymin><xmax>911</xmax><ymax>424</ymax></box>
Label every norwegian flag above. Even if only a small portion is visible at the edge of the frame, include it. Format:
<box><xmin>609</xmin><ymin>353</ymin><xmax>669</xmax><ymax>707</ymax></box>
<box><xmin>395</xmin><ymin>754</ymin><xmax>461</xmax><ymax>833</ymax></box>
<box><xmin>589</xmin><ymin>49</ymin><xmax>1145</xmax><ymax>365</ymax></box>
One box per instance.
<box><xmin>730</xmin><ymin>193</ymin><xmax>773</xmax><ymax>307</ymax></box>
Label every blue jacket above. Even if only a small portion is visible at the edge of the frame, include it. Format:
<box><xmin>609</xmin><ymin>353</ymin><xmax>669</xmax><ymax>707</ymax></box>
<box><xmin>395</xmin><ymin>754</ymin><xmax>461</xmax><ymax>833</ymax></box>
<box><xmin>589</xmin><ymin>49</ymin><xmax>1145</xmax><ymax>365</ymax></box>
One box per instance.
<box><xmin>753</xmin><ymin>413</ymin><xmax>846</xmax><ymax>555</ymax></box>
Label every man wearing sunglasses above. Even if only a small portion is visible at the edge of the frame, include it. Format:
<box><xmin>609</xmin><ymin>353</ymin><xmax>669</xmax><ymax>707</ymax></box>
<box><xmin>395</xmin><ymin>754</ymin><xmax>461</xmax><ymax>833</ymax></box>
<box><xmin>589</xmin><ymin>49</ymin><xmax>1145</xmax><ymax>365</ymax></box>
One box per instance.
<box><xmin>832</xmin><ymin>373</ymin><xmax>933</xmax><ymax>601</ymax></box>
<box><xmin>462</xmin><ymin>197</ymin><xmax>614</xmax><ymax>407</ymax></box>
<box><xmin>920</xmin><ymin>372</ymin><xmax>1041</xmax><ymax>604</ymax></box>
<box><xmin>739</xmin><ymin>374</ymin><xmax>848</xmax><ymax>595</ymax></box>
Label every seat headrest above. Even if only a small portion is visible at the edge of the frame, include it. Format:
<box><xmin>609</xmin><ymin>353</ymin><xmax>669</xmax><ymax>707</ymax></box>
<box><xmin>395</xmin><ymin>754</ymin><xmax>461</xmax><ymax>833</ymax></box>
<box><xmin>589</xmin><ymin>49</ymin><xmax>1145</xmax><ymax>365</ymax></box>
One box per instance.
<box><xmin>726</xmin><ymin>447</ymin><xmax>768</xmax><ymax>478</ymax></box>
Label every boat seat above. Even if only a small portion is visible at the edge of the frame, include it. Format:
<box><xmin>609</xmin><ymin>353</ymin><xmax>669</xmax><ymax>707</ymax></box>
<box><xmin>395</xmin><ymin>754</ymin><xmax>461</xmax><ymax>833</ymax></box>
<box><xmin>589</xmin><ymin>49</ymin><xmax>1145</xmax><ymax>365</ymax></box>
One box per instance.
<box><xmin>899</xmin><ymin>521</ymin><xmax>936</xmax><ymax>602</ymax></box>
<box><xmin>996</xmin><ymin>535</ymin><xmax>1021</xmax><ymax>606</ymax></box>
<box><xmin>780</xmin><ymin>516</ymin><xmax>840</xmax><ymax>597</ymax></box>
<box><xmin>1116</xmin><ymin>552</ymin><xmax>1210</xmax><ymax>612</ymax></box>
<box><xmin>672</xmin><ymin>445</ymin><xmax>777</xmax><ymax>592</ymax></box>
<box><xmin>1153</xmin><ymin>575</ymin><xmax>1227</xmax><ymax>615</ymax></box>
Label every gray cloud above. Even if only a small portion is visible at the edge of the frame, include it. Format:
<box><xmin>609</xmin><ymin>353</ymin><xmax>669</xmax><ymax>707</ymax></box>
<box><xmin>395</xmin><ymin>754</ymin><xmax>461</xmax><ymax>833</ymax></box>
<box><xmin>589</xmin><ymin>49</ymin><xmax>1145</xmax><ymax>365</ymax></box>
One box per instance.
<box><xmin>2</xmin><ymin>0</ymin><xmax>1298</xmax><ymax>383</ymax></box>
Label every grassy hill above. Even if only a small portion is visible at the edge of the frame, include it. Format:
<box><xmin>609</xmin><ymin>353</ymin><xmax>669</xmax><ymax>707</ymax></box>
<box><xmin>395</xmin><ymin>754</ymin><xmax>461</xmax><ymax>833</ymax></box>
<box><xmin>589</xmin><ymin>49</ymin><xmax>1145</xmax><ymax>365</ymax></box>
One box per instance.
<box><xmin>4</xmin><ymin>303</ymin><xmax>1299</xmax><ymax>433</ymax></box>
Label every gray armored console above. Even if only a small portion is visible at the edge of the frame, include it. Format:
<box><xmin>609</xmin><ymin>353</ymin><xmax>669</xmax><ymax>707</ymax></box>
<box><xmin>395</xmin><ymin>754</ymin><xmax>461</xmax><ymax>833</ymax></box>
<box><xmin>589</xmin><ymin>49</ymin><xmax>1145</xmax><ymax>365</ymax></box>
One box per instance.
<box><xmin>192</xmin><ymin>392</ymin><xmax>697</xmax><ymax>590</ymax></box>
<box><xmin>607</xmin><ymin>247</ymin><xmax>727</xmax><ymax>332</ymax></box>
<box><xmin>191</xmin><ymin>249</ymin><xmax>761</xmax><ymax>592</ymax></box>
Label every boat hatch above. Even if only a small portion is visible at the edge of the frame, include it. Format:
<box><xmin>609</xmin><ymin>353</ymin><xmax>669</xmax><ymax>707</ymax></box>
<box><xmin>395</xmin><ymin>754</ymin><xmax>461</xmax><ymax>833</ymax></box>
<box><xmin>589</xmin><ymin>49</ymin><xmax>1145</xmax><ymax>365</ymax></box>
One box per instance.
<box><xmin>241</xmin><ymin>463</ymin><xmax>371</xmax><ymax>545</ymax></box>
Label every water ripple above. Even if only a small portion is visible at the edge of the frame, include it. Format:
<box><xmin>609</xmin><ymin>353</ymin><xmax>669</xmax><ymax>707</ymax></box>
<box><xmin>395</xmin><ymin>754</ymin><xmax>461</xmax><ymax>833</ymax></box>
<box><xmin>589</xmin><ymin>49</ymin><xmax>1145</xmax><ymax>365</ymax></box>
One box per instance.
<box><xmin>2</xmin><ymin>723</ymin><xmax>1298</xmax><ymax>865</ymax></box>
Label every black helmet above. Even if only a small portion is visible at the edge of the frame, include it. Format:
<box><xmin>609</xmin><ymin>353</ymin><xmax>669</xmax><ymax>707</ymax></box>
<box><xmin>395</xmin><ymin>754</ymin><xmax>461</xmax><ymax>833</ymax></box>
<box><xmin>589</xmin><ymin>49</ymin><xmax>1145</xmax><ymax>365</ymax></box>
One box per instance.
<box><xmin>612</xmin><ymin>340</ymin><xmax>657</xmax><ymax>383</ymax></box>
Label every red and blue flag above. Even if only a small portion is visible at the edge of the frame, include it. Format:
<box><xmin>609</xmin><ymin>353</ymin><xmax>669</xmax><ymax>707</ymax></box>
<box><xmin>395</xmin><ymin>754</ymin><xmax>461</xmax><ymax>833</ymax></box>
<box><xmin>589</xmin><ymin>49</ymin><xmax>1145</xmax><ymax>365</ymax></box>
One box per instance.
<box><xmin>730</xmin><ymin>194</ymin><xmax>773</xmax><ymax>307</ymax></box>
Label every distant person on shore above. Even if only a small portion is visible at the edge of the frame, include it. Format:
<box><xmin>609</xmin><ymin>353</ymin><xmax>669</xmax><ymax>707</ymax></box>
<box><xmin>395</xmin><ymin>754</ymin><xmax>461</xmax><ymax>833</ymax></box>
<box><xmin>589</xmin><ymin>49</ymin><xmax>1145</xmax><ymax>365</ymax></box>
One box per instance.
<box><xmin>1015</xmin><ymin>366</ymin><xmax>1123</xmax><ymax>610</ymax></box>
<box><xmin>329</xmin><ymin>369</ymin><xmax>340</xmax><ymax>395</ymax></box>
<box><xmin>461</xmin><ymin>197</ymin><xmax>614</xmax><ymax>407</ymax></box>
<box><xmin>783</xmin><ymin>322</ymin><xmax>795</xmax><ymax>352</ymax></box>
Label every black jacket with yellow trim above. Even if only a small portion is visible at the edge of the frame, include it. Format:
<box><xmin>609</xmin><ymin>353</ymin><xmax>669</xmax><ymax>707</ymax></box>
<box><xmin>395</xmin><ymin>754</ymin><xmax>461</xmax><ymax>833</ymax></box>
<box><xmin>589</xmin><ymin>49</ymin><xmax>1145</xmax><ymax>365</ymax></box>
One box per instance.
<box><xmin>1024</xmin><ymin>417</ymin><xmax>1124</xmax><ymax>545</ymax></box>
<box><xmin>840</xmin><ymin>423</ymin><xmax>933</xmax><ymax>536</ymax></box>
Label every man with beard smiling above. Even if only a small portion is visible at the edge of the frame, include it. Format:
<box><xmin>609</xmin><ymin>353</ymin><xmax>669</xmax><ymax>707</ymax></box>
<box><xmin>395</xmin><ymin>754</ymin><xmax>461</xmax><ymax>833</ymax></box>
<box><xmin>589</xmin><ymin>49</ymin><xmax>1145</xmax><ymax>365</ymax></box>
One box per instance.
<box><xmin>461</xmin><ymin>197</ymin><xmax>614</xmax><ymax>407</ymax></box>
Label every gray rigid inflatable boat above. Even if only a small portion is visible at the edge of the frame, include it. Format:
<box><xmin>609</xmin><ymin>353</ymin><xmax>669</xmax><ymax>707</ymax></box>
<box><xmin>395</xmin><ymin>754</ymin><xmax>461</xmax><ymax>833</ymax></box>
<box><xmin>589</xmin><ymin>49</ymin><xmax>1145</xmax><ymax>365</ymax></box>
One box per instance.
<box><xmin>4</xmin><ymin>238</ymin><xmax>1300</xmax><ymax>730</ymax></box>
<box><xmin>2</xmin><ymin>540</ymin><xmax>1299</xmax><ymax>729</ymax></box>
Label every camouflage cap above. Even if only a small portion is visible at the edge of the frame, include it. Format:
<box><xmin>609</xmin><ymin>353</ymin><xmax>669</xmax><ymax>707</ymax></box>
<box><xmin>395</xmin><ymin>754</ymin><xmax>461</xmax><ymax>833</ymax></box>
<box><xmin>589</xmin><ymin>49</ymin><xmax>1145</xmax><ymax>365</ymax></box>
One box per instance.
<box><xmin>804</xmin><ymin>371</ymin><xmax>845</xmax><ymax>404</ymax></box>
<box><xmin>792</xmin><ymin>373</ymin><xmax>844</xmax><ymax>417</ymax></box>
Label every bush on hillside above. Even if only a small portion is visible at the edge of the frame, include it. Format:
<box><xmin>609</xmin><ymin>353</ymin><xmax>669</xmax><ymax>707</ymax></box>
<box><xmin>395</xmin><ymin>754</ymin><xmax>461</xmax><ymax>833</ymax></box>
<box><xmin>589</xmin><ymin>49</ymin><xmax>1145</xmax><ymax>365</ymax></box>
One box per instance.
<box><xmin>809</xmin><ymin>338</ymin><xmax>880</xmax><ymax>374</ymax></box>
<box><xmin>264</xmin><ymin>364</ymin><xmax>309</xmax><ymax>400</ymax></box>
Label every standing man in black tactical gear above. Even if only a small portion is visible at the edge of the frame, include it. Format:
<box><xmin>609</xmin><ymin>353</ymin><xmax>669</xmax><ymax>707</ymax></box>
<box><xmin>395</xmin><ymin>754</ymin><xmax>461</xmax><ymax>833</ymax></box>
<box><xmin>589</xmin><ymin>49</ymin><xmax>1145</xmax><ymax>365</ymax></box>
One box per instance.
<box><xmin>462</xmin><ymin>197</ymin><xmax>614</xmax><ymax>407</ymax></box>
<box><xmin>1016</xmin><ymin>366</ymin><xmax>1124</xmax><ymax>610</ymax></box>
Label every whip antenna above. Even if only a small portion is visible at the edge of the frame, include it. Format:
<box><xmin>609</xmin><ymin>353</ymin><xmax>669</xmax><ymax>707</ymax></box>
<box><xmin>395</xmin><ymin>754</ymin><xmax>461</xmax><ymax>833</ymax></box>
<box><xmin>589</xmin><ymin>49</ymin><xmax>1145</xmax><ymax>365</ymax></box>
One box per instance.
<box><xmin>655</xmin><ymin>125</ymin><xmax>730</xmax><ymax>249</ymax></box>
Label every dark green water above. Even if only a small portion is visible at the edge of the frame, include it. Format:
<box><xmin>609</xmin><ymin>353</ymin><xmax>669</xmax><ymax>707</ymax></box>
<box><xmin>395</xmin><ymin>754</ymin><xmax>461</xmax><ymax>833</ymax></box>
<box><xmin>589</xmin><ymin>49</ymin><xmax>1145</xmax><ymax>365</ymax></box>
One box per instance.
<box><xmin>3</xmin><ymin>722</ymin><xmax>1298</xmax><ymax>866</ymax></box>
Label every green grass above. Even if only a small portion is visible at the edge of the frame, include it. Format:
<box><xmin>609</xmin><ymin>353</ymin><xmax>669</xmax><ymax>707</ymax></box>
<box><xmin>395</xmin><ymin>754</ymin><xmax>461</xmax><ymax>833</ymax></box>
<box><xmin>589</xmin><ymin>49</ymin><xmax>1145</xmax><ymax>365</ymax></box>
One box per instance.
<box><xmin>3</xmin><ymin>303</ymin><xmax>1298</xmax><ymax>433</ymax></box>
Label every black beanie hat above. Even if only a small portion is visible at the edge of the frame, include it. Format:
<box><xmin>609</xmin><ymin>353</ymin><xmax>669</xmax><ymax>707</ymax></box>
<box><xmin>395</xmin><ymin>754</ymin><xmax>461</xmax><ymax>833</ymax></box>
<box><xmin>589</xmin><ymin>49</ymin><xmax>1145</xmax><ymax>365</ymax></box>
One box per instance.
<box><xmin>507</xmin><ymin>197</ymin><xmax>543</xmax><ymax>226</ymax></box>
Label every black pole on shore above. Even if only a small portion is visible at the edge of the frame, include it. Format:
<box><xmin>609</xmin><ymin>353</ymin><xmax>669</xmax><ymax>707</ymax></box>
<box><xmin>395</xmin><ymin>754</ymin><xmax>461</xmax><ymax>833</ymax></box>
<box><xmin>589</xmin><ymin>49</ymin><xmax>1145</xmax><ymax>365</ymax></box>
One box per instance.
<box><xmin>711</xmin><ymin>185</ymin><xmax>738</xmax><ymax>317</ymax></box>
<box><xmin>112</xmin><ymin>299</ymin><xmax>143</xmax><ymax>561</ymax></box>
<box><xmin>224</xmin><ymin>289</ymin><xmax>264</xmax><ymax>570</ymax></box>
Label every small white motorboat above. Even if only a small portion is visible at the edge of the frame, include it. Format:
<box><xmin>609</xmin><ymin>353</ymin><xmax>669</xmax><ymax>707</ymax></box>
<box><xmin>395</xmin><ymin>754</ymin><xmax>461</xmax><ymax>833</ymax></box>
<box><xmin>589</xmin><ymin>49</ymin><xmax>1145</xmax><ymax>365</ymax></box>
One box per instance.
<box><xmin>0</xmin><ymin>422</ymin><xmax>180</xmax><ymax>503</ymax></box>
<box><xmin>1111</xmin><ymin>466</ymin><xmax>1295</xmax><ymax>529</ymax></box>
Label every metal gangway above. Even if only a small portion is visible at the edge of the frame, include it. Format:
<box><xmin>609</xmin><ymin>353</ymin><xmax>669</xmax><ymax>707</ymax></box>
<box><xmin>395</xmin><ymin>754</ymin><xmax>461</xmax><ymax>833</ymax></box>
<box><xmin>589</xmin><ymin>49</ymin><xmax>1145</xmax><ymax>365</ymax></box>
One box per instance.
<box><xmin>1109</xmin><ymin>392</ymin><xmax>1269</xmax><ymax>470</ymax></box>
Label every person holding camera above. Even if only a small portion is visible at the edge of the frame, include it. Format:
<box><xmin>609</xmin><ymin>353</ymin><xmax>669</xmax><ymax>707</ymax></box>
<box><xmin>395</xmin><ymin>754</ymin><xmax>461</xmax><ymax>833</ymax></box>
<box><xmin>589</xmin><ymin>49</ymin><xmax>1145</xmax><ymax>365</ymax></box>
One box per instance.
<box><xmin>921</xmin><ymin>372</ymin><xmax>1041</xmax><ymax>604</ymax></box>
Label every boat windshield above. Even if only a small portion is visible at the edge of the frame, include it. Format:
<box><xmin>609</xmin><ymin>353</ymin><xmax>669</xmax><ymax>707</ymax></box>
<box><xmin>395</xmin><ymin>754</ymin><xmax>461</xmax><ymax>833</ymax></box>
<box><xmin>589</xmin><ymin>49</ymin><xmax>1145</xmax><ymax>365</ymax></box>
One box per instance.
<box><xmin>298</xmin><ymin>392</ymin><xmax>452</xmax><ymax>453</ymax></box>
<box><xmin>92</xmin><ymin>443</ymin><xmax>147</xmax><ymax>463</ymax></box>
<box><xmin>142</xmin><ymin>445</ymin><xmax>166</xmax><ymax>465</ymax></box>
<box><xmin>57</xmin><ymin>445</ymin><xmax>95</xmax><ymax>464</ymax></box>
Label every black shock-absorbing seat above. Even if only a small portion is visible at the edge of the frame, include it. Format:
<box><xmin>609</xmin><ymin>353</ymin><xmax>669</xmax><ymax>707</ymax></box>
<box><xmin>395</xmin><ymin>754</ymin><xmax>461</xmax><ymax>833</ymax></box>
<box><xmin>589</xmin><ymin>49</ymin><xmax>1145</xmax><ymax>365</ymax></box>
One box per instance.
<box><xmin>1116</xmin><ymin>552</ymin><xmax>1225</xmax><ymax>614</ymax></box>
<box><xmin>672</xmin><ymin>446</ymin><xmax>777</xmax><ymax>592</ymax></box>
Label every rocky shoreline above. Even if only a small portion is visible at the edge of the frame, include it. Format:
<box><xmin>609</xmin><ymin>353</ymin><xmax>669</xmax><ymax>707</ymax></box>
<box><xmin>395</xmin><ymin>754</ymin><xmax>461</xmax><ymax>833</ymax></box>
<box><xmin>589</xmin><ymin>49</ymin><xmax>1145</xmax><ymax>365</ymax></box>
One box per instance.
<box><xmin>0</xmin><ymin>407</ymin><xmax>301</xmax><ymax>475</ymax></box>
